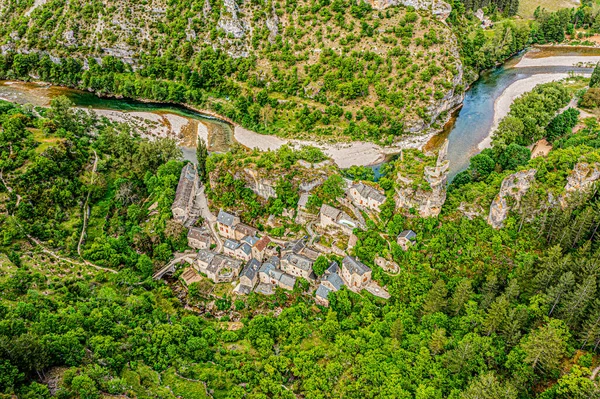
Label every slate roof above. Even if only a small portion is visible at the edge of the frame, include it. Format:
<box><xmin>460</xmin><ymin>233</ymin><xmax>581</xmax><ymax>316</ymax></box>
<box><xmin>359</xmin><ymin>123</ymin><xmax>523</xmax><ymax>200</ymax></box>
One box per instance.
<box><xmin>279</xmin><ymin>273</ymin><xmax>296</xmax><ymax>288</ymax></box>
<box><xmin>320</xmin><ymin>204</ymin><xmax>342</xmax><ymax>220</ymax></box>
<box><xmin>399</xmin><ymin>230</ymin><xmax>417</xmax><ymax>241</ymax></box>
<box><xmin>326</xmin><ymin>272</ymin><xmax>344</xmax><ymax>291</ymax></box>
<box><xmin>217</xmin><ymin>210</ymin><xmax>236</xmax><ymax>227</ymax></box>
<box><xmin>197</xmin><ymin>249</ymin><xmax>216</xmax><ymax>264</ymax></box>
<box><xmin>173</xmin><ymin>163</ymin><xmax>197</xmax><ymax>210</ymax></box>
<box><xmin>264</xmin><ymin>255</ymin><xmax>280</xmax><ymax>268</ymax></box>
<box><xmin>352</xmin><ymin>182</ymin><xmax>386</xmax><ymax>204</ymax></box>
<box><xmin>342</xmin><ymin>256</ymin><xmax>371</xmax><ymax>276</ymax></box>
<box><xmin>259</xmin><ymin>262</ymin><xmax>275</xmax><ymax>275</ymax></box>
<box><xmin>239</xmin><ymin>243</ymin><xmax>252</xmax><ymax>256</ymax></box>
<box><xmin>326</xmin><ymin>261</ymin><xmax>339</xmax><ymax>275</ymax></box>
<box><xmin>298</xmin><ymin>192</ymin><xmax>309</xmax><ymax>209</ymax></box>
<box><xmin>283</xmin><ymin>252</ymin><xmax>313</xmax><ymax>272</ymax></box>
<box><xmin>188</xmin><ymin>227</ymin><xmax>210</xmax><ymax>241</ymax></box>
<box><xmin>240</xmin><ymin>259</ymin><xmax>261</xmax><ymax>281</ymax></box>
<box><xmin>235</xmin><ymin>223</ymin><xmax>258</xmax><ymax>237</ymax></box>
<box><xmin>224</xmin><ymin>239</ymin><xmax>240</xmax><ymax>251</ymax></box>
<box><xmin>242</xmin><ymin>235</ymin><xmax>259</xmax><ymax>246</ymax></box>
<box><xmin>316</xmin><ymin>284</ymin><xmax>332</xmax><ymax>300</ymax></box>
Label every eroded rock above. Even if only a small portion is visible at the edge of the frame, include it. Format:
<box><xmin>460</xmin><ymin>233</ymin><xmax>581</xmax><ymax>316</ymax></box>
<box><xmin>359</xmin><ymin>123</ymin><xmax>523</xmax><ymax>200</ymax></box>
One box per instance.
<box><xmin>395</xmin><ymin>140</ymin><xmax>449</xmax><ymax>217</ymax></box>
<box><xmin>487</xmin><ymin>169</ymin><xmax>537</xmax><ymax>229</ymax></box>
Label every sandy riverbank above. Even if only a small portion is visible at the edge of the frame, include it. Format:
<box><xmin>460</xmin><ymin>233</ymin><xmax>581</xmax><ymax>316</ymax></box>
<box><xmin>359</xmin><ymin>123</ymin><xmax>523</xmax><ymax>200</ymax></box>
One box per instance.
<box><xmin>516</xmin><ymin>55</ymin><xmax>600</xmax><ymax>68</ymax></box>
<box><xmin>91</xmin><ymin>109</ymin><xmax>196</xmax><ymax>142</ymax></box>
<box><xmin>234</xmin><ymin>125</ymin><xmax>406</xmax><ymax>168</ymax></box>
<box><xmin>478</xmin><ymin>72</ymin><xmax>591</xmax><ymax>150</ymax></box>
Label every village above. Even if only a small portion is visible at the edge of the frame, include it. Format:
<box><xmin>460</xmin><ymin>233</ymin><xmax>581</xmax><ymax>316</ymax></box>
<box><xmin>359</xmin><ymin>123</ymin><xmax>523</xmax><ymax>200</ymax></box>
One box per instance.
<box><xmin>153</xmin><ymin>162</ymin><xmax>421</xmax><ymax>307</ymax></box>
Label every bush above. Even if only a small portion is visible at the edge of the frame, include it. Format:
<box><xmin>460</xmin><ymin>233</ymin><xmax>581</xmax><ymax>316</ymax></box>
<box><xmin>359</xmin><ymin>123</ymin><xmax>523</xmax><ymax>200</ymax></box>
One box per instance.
<box><xmin>579</xmin><ymin>88</ymin><xmax>600</xmax><ymax>109</ymax></box>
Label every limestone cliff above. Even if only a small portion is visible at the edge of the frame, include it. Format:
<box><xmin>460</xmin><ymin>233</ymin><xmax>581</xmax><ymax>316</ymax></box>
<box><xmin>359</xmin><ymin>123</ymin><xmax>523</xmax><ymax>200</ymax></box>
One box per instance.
<box><xmin>487</xmin><ymin>169</ymin><xmax>537</xmax><ymax>229</ymax></box>
<box><xmin>395</xmin><ymin>140</ymin><xmax>449</xmax><ymax>217</ymax></box>
<box><xmin>365</xmin><ymin>0</ymin><xmax>451</xmax><ymax>18</ymax></box>
<box><xmin>239</xmin><ymin>168</ymin><xmax>277</xmax><ymax>200</ymax></box>
<box><xmin>561</xmin><ymin>162</ymin><xmax>600</xmax><ymax>207</ymax></box>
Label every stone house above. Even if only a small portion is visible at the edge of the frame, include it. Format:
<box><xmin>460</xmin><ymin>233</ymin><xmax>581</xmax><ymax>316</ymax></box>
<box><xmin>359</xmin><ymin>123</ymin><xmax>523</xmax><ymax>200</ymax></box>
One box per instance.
<box><xmin>258</xmin><ymin>256</ymin><xmax>296</xmax><ymax>291</ymax></box>
<box><xmin>319</xmin><ymin>204</ymin><xmax>357</xmax><ymax>235</ymax></box>
<box><xmin>278</xmin><ymin>273</ymin><xmax>296</xmax><ymax>291</ymax></box>
<box><xmin>281</xmin><ymin>252</ymin><xmax>313</xmax><ymax>279</ymax></box>
<box><xmin>172</xmin><ymin>164</ymin><xmax>199</xmax><ymax>223</ymax></box>
<box><xmin>322</xmin><ymin>270</ymin><xmax>344</xmax><ymax>292</ymax></box>
<box><xmin>347</xmin><ymin>182</ymin><xmax>386</xmax><ymax>212</ymax></box>
<box><xmin>341</xmin><ymin>256</ymin><xmax>372</xmax><ymax>290</ymax></box>
<box><xmin>195</xmin><ymin>249</ymin><xmax>242</xmax><ymax>283</ymax></box>
<box><xmin>239</xmin><ymin>258</ymin><xmax>261</xmax><ymax>289</ymax></box>
<box><xmin>234</xmin><ymin>223</ymin><xmax>259</xmax><ymax>241</ymax></box>
<box><xmin>217</xmin><ymin>210</ymin><xmax>240</xmax><ymax>239</ymax></box>
<box><xmin>258</xmin><ymin>256</ymin><xmax>279</xmax><ymax>284</ymax></box>
<box><xmin>187</xmin><ymin>227</ymin><xmax>212</xmax><ymax>250</ymax></box>
<box><xmin>252</xmin><ymin>236</ymin><xmax>271</xmax><ymax>261</ymax></box>
<box><xmin>223</xmin><ymin>239</ymin><xmax>252</xmax><ymax>262</ymax></box>
<box><xmin>397</xmin><ymin>230</ymin><xmax>417</xmax><ymax>250</ymax></box>
<box><xmin>315</xmin><ymin>284</ymin><xmax>332</xmax><ymax>307</ymax></box>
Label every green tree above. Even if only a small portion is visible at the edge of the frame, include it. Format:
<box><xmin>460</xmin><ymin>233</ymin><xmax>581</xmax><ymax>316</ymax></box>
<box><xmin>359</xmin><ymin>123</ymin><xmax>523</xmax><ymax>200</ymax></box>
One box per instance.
<box><xmin>196</xmin><ymin>137</ymin><xmax>209</xmax><ymax>182</ymax></box>
<box><xmin>591</xmin><ymin>62</ymin><xmax>600</xmax><ymax>88</ymax></box>
<box><xmin>313</xmin><ymin>256</ymin><xmax>329</xmax><ymax>276</ymax></box>
<box><xmin>521</xmin><ymin>319</ymin><xmax>570</xmax><ymax>374</ymax></box>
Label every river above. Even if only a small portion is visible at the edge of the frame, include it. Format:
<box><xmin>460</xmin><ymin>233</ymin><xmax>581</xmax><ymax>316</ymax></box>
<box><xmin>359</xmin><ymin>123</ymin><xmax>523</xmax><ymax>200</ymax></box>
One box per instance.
<box><xmin>0</xmin><ymin>81</ymin><xmax>234</xmax><ymax>163</ymax></box>
<box><xmin>438</xmin><ymin>46</ymin><xmax>600</xmax><ymax>179</ymax></box>
<box><xmin>1</xmin><ymin>46</ymin><xmax>600</xmax><ymax>173</ymax></box>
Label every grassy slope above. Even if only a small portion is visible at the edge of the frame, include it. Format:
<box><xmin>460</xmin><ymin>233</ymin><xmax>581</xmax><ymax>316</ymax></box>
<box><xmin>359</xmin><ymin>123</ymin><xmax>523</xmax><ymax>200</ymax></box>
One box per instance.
<box><xmin>518</xmin><ymin>0</ymin><xmax>581</xmax><ymax>18</ymax></box>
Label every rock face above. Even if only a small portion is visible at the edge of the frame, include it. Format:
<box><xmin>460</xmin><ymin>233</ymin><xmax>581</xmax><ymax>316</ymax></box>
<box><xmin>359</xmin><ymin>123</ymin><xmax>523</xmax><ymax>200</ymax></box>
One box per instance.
<box><xmin>218</xmin><ymin>0</ymin><xmax>248</xmax><ymax>39</ymax></box>
<box><xmin>365</xmin><ymin>0</ymin><xmax>451</xmax><ymax>17</ymax></box>
<box><xmin>564</xmin><ymin>162</ymin><xmax>600</xmax><ymax>194</ymax></box>
<box><xmin>395</xmin><ymin>140</ymin><xmax>449</xmax><ymax>217</ymax></box>
<box><xmin>240</xmin><ymin>168</ymin><xmax>277</xmax><ymax>200</ymax></box>
<box><xmin>561</xmin><ymin>162</ymin><xmax>600</xmax><ymax>207</ymax></box>
<box><xmin>487</xmin><ymin>169</ymin><xmax>536</xmax><ymax>229</ymax></box>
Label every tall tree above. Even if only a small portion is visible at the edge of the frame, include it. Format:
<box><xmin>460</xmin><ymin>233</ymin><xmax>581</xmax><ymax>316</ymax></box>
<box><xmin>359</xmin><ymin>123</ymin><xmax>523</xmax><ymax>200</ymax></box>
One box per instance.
<box><xmin>522</xmin><ymin>319</ymin><xmax>570</xmax><ymax>374</ymax></box>
<box><xmin>196</xmin><ymin>137</ymin><xmax>209</xmax><ymax>182</ymax></box>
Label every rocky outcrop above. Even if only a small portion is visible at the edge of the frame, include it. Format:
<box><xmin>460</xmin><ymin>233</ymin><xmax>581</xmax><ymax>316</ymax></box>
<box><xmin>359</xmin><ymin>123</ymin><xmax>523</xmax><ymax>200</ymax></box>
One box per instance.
<box><xmin>240</xmin><ymin>168</ymin><xmax>277</xmax><ymax>200</ymax></box>
<box><xmin>364</xmin><ymin>0</ymin><xmax>451</xmax><ymax>17</ymax></box>
<box><xmin>218</xmin><ymin>0</ymin><xmax>248</xmax><ymax>39</ymax></box>
<box><xmin>487</xmin><ymin>169</ymin><xmax>536</xmax><ymax>229</ymax></box>
<box><xmin>458</xmin><ymin>202</ymin><xmax>484</xmax><ymax>220</ymax></box>
<box><xmin>560</xmin><ymin>162</ymin><xmax>600</xmax><ymax>207</ymax></box>
<box><xmin>265</xmin><ymin>3</ymin><xmax>280</xmax><ymax>42</ymax></box>
<box><xmin>395</xmin><ymin>140</ymin><xmax>449</xmax><ymax>217</ymax></box>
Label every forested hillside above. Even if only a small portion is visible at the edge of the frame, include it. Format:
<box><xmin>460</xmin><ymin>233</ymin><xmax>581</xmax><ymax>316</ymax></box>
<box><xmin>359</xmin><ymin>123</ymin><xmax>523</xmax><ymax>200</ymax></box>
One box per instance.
<box><xmin>0</xmin><ymin>0</ymin><xmax>462</xmax><ymax>144</ymax></box>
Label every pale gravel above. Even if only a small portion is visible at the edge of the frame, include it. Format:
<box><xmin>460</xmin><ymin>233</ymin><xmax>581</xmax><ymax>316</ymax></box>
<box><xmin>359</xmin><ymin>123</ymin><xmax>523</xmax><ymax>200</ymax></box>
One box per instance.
<box><xmin>516</xmin><ymin>55</ymin><xmax>600</xmax><ymax>68</ymax></box>
<box><xmin>233</xmin><ymin>125</ymin><xmax>398</xmax><ymax>168</ymax></box>
<box><xmin>197</xmin><ymin>121</ymin><xmax>209</xmax><ymax>145</ymax></box>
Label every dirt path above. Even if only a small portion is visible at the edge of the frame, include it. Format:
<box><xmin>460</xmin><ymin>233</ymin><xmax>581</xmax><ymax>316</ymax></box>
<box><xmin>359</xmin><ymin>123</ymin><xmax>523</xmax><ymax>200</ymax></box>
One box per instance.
<box><xmin>27</xmin><ymin>234</ymin><xmax>117</xmax><ymax>274</ymax></box>
<box><xmin>195</xmin><ymin>184</ymin><xmax>222</xmax><ymax>253</ymax></box>
<box><xmin>77</xmin><ymin>150</ymin><xmax>98</xmax><ymax>257</ymax></box>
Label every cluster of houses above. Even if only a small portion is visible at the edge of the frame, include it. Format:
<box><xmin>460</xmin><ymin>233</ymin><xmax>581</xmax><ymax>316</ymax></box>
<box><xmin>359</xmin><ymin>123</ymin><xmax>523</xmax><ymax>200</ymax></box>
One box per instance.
<box><xmin>177</xmin><ymin>207</ymin><xmax>388</xmax><ymax>305</ymax></box>
<box><xmin>170</xmin><ymin>164</ymin><xmax>414</xmax><ymax>306</ymax></box>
